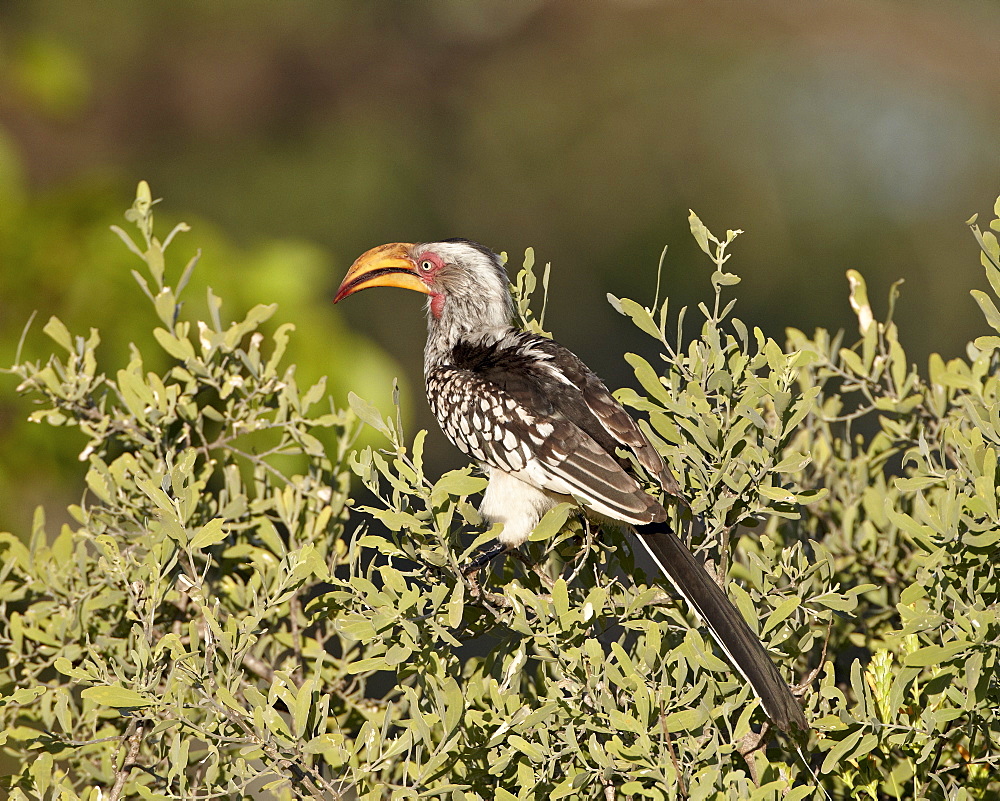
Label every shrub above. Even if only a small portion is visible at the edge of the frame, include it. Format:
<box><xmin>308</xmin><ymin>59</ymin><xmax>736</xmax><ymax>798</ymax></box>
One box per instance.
<box><xmin>1</xmin><ymin>185</ymin><xmax>998</xmax><ymax>799</ymax></box>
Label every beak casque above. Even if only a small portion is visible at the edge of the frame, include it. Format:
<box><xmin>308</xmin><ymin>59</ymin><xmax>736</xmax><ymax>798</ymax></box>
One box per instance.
<box><xmin>334</xmin><ymin>242</ymin><xmax>428</xmax><ymax>303</ymax></box>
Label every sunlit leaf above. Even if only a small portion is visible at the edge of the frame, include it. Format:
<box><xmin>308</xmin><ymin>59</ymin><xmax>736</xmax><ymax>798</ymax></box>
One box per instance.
<box><xmin>189</xmin><ymin>518</ymin><xmax>227</xmax><ymax>550</ymax></box>
<box><xmin>81</xmin><ymin>685</ymin><xmax>153</xmax><ymax>708</ymax></box>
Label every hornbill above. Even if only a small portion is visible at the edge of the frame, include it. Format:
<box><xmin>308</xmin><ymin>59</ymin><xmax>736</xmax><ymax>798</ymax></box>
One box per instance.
<box><xmin>335</xmin><ymin>239</ymin><xmax>807</xmax><ymax>733</ymax></box>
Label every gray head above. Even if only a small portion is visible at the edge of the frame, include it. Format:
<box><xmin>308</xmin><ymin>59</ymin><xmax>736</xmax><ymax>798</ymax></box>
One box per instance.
<box><xmin>335</xmin><ymin>238</ymin><xmax>515</xmax><ymax>369</ymax></box>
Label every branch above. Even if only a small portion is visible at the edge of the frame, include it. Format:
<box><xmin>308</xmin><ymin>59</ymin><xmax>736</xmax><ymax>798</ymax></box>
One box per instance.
<box><xmin>107</xmin><ymin>718</ymin><xmax>147</xmax><ymax>801</ymax></box>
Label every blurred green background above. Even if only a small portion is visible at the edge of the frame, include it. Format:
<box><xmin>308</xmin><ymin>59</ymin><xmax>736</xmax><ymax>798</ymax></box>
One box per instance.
<box><xmin>1</xmin><ymin>0</ymin><xmax>998</xmax><ymax>535</ymax></box>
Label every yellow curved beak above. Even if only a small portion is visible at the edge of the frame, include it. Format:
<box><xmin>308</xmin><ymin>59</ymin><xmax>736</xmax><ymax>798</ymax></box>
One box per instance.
<box><xmin>334</xmin><ymin>242</ymin><xmax>429</xmax><ymax>303</ymax></box>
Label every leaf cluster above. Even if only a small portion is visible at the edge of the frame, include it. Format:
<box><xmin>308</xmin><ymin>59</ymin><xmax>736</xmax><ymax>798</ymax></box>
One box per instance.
<box><xmin>1</xmin><ymin>188</ymin><xmax>998</xmax><ymax>800</ymax></box>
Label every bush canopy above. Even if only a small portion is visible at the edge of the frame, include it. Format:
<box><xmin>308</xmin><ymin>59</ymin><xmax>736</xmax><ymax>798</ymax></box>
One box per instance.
<box><xmin>1</xmin><ymin>184</ymin><xmax>998</xmax><ymax>799</ymax></box>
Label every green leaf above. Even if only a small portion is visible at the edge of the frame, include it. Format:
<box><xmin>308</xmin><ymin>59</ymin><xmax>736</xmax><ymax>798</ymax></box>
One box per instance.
<box><xmin>772</xmin><ymin>453</ymin><xmax>811</xmax><ymax>473</ymax></box>
<box><xmin>265</xmin><ymin>322</ymin><xmax>295</xmax><ymax>375</ymax></box>
<box><xmin>43</xmin><ymin>316</ymin><xmax>73</xmax><ymax>352</ymax></box>
<box><xmin>2</xmin><ymin>687</ymin><xmax>46</xmax><ymax>706</ymax></box>
<box><xmin>53</xmin><ymin>658</ymin><xmax>93</xmax><ymax>681</ymax></box>
<box><xmin>550</xmin><ymin>777</ymin><xmax>584</xmax><ymax>800</ymax></box>
<box><xmin>189</xmin><ymin>518</ymin><xmax>227</xmax><ymax>550</ymax></box>
<box><xmin>759</xmin><ymin>485</ymin><xmax>797</xmax><ymax>503</ymax></box>
<box><xmin>216</xmin><ymin>686</ymin><xmax>246</xmax><ymax>713</ymax></box>
<box><xmin>688</xmin><ymin>209</ymin><xmax>713</xmax><ymax>255</ymax></box>
<box><xmin>847</xmin><ymin>270</ymin><xmax>874</xmax><ymax>333</ymax></box>
<box><xmin>839</xmin><ymin>347</ymin><xmax>865</xmax><ymax>376</ymax></box>
<box><xmin>528</xmin><ymin>502</ymin><xmax>573</xmax><ymax>542</ymax></box>
<box><xmin>615</xmin><ymin>297</ymin><xmax>663</xmax><ymax>341</ymax></box>
<box><xmin>811</xmin><ymin>591</ymin><xmax>859</xmax><ymax>612</ymax></box>
<box><xmin>433</xmin><ymin>470</ymin><xmax>488</xmax><ymax>498</ymax></box>
<box><xmin>761</xmin><ymin>595</ymin><xmax>800</xmax><ymax>635</ymax></box>
<box><xmin>894</xmin><ymin>476</ymin><xmax>940</xmax><ymax>491</ymax></box>
<box><xmin>624</xmin><ymin>353</ymin><xmax>671</xmax><ymax>405</ymax></box>
<box><xmin>153</xmin><ymin>287</ymin><xmax>177</xmax><ymax>327</ymax></box>
<box><xmin>662</xmin><ymin>706</ymin><xmax>708</xmax><ymax>733</ymax></box>
<box><xmin>821</xmin><ymin>727</ymin><xmax>864</xmax><ymax>773</ymax></box>
<box><xmin>508</xmin><ymin>734</ymin><xmax>544</xmax><ymax>762</ymax></box>
<box><xmin>344</xmin><ymin>656</ymin><xmax>389</xmax><ymax>675</ymax></box>
<box><xmin>711</xmin><ymin>270</ymin><xmax>741</xmax><ymax>287</ymax></box>
<box><xmin>153</xmin><ymin>327</ymin><xmax>195</xmax><ymax>361</ymax></box>
<box><xmin>116</xmin><ymin>368</ymin><xmax>153</xmax><ymax>422</ymax></box>
<box><xmin>292</xmin><ymin>682</ymin><xmax>314</xmax><ymax>739</ymax></box>
<box><xmin>889</xmin><ymin>335</ymin><xmax>907</xmax><ymax>392</ymax></box>
<box><xmin>348</xmin><ymin>391</ymin><xmax>389</xmax><ymax>435</ymax></box>
<box><xmin>885</xmin><ymin>502</ymin><xmax>937</xmax><ymax>549</ymax></box>
<box><xmin>441</xmin><ymin>676</ymin><xmax>464</xmax><ymax>737</ymax></box>
<box><xmin>964</xmin><ymin>528</ymin><xmax>1000</xmax><ymax>547</ymax></box>
<box><xmin>972</xmin><ymin>289</ymin><xmax>1000</xmax><ymax>333</ymax></box>
<box><xmin>447</xmin><ymin>581</ymin><xmax>465</xmax><ymax>629</ymax></box>
<box><xmin>82</xmin><ymin>685</ymin><xmax>154</xmax><ymax>708</ymax></box>
<box><xmin>903</xmin><ymin>641</ymin><xmax>969</xmax><ymax>667</ymax></box>
<box><xmin>368</xmin><ymin>507</ymin><xmax>428</xmax><ymax>533</ymax></box>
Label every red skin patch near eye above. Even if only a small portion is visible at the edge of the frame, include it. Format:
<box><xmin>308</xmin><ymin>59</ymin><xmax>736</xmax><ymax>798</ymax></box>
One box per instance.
<box><xmin>420</xmin><ymin>251</ymin><xmax>445</xmax><ymax>273</ymax></box>
<box><xmin>417</xmin><ymin>250</ymin><xmax>446</xmax><ymax>318</ymax></box>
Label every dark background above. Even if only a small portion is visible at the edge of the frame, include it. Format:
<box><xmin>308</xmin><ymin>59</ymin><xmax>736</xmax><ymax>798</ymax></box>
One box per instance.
<box><xmin>1</xmin><ymin>0</ymin><xmax>998</xmax><ymax>533</ymax></box>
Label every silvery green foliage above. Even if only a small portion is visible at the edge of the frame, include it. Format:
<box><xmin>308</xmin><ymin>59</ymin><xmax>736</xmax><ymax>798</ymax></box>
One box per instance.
<box><xmin>1</xmin><ymin>187</ymin><xmax>998</xmax><ymax>800</ymax></box>
<box><xmin>2</xmin><ymin>184</ymin><xmax>358</xmax><ymax>799</ymax></box>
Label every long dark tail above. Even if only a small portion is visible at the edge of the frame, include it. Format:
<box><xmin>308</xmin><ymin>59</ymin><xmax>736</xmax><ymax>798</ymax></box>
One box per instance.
<box><xmin>633</xmin><ymin>520</ymin><xmax>807</xmax><ymax>733</ymax></box>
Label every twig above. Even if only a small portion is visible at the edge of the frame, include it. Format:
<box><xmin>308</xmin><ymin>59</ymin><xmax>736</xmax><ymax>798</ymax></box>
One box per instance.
<box><xmin>735</xmin><ymin>725</ymin><xmax>771</xmax><ymax>786</ymax></box>
<box><xmin>59</xmin><ymin>734</ymin><xmax>125</xmax><ymax>747</ymax></box>
<box><xmin>509</xmin><ymin>549</ymin><xmax>555</xmax><ymax>591</ymax></box>
<box><xmin>660</xmin><ymin>710</ymin><xmax>687</xmax><ymax>799</ymax></box>
<box><xmin>716</xmin><ymin>522</ymin><xmax>737</xmax><ymax>583</ymax></box>
<box><xmin>192</xmin><ymin>594</ymin><xmax>339</xmax><ymax>799</ymax></box>
<box><xmin>107</xmin><ymin>718</ymin><xmax>147</xmax><ymax>801</ymax></box>
<box><xmin>206</xmin><ymin>692</ymin><xmax>338</xmax><ymax>799</ymax></box>
<box><xmin>793</xmin><ymin>621</ymin><xmax>832</xmax><ymax>696</ymax></box>
<box><xmin>241</xmin><ymin>652</ymin><xmax>276</xmax><ymax>683</ymax></box>
<box><xmin>561</xmin><ymin>514</ymin><xmax>594</xmax><ymax>585</ymax></box>
<box><xmin>290</xmin><ymin>591</ymin><xmax>304</xmax><ymax>687</ymax></box>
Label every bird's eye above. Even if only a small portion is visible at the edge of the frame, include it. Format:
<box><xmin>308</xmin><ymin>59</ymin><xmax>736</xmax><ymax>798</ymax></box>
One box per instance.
<box><xmin>419</xmin><ymin>260</ymin><xmax>434</xmax><ymax>273</ymax></box>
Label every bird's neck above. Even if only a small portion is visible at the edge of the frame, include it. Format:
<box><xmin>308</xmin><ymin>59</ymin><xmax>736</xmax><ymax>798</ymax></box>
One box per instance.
<box><xmin>423</xmin><ymin>294</ymin><xmax>513</xmax><ymax>375</ymax></box>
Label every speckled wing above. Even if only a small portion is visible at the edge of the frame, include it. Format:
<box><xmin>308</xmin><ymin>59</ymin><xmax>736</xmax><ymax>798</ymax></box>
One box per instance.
<box><xmin>425</xmin><ymin>333</ymin><xmax>667</xmax><ymax>524</ymax></box>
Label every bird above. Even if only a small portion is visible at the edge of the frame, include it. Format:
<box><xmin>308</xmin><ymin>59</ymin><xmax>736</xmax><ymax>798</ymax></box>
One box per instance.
<box><xmin>334</xmin><ymin>238</ymin><xmax>807</xmax><ymax>733</ymax></box>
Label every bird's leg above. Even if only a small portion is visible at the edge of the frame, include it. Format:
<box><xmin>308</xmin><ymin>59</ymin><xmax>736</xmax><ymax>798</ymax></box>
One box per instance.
<box><xmin>461</xmin><ymin>541</ymin><xmax>514</xmax><ymax>611</ymax></box>
<box><xmin>462</xmin><ymin>541</ymin><xmax>509</xmax><ymax>575</ymax></box>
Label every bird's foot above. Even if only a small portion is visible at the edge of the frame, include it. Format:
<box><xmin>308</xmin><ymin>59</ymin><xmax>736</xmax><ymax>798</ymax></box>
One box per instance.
<box><xmin>464</xmin><ymin>566</ymin><xmax>512</xmax><ymax>611</ymax></box>
<box><xmin>462</xmin><ymin>542</ymin><xmax>513</xmax><ymax>612</ymax></box>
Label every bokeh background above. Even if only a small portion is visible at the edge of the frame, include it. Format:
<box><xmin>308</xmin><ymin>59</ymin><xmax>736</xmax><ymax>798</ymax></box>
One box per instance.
<box><xmin>1</xmin><ymin>0</ymin><xmax>998</xmax><ymax>536</ymax></box>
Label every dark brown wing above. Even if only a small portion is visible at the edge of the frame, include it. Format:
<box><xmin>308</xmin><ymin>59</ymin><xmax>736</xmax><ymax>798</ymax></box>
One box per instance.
<box><xmin>522</xmin><ymin>335</ymin><xmax>684</xmax><ymax>498</ymax></box>
<box><xmin>426</xmin><ymin>332</ymin><xmax>667</xmax><ymax>523</ymax></box>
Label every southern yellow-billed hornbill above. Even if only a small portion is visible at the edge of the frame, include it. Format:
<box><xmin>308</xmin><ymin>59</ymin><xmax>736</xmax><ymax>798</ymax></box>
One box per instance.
<box><xmin>335</xmin><ymin>239</ymin><xmax>807</xmax><ymax>733</ymax></box>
